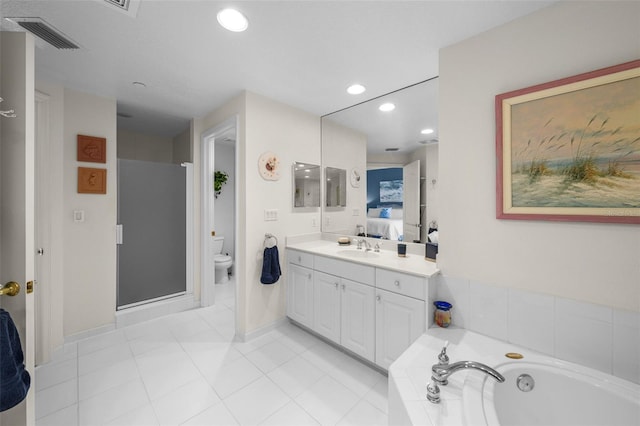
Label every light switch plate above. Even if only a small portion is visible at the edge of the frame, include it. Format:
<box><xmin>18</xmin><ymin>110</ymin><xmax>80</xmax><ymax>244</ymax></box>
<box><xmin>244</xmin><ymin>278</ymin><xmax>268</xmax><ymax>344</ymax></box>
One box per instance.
<box><xmin>73</xmin><ymin>210</ymin><xmax>85</xmax><ymax>222</ymax></box>
<box><xmin>264</xmin><ymin>209</ymin><xmax>278</xmax><ymax>221</ymax></box>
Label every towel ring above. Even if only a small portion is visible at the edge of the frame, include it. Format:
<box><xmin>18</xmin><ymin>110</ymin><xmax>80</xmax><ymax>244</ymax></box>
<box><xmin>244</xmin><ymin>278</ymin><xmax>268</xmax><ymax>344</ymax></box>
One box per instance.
<box><xmin>264</xmin><ymin>233</ymin><xmax>278</xmax><ymax>248</ymax></box>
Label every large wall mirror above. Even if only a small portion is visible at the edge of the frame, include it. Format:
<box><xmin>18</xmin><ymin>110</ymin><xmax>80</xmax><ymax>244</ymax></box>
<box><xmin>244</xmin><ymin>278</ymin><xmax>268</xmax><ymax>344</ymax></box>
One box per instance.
<box><xmin>321</xmin><ymin>77</ymin><xmax>439</xmax><ymax>243</ymax></box>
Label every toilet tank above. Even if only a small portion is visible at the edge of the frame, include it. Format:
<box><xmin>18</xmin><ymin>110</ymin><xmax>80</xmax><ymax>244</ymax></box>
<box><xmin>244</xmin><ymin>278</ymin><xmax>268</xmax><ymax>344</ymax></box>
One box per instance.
<box><xmin>212</xmin><ymin>236</ymin><xmax>224</xmax><ymax>254</ymax></box>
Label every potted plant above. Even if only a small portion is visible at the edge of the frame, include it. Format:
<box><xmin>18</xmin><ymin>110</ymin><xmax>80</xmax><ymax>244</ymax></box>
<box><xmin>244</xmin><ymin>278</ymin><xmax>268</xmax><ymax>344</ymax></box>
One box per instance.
<box><xmin>214</xmin><ymin>171</ymin><xmax>229</xmax><ymax>198</ymax></box>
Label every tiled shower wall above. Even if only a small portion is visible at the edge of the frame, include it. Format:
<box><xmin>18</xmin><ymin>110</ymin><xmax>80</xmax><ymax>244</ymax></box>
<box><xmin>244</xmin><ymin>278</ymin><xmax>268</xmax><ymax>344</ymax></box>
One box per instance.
<box><xmin>436</xmin><ymin>275</ymin><xmax>640</xmax><ymax>385</ymax></box>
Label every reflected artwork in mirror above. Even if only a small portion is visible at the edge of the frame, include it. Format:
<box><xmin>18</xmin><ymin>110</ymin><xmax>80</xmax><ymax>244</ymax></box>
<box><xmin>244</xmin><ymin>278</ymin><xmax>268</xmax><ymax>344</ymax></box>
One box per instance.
<box><xmin>321</xmin><ymin>77</ymin><xmax>440</xmax><ymax>243</ymax></box>
<box><xmin>293</xmin><ymin>162</ymin><xmax>321</xmax><ymax>208</ymax></box>
<box><xmin>325</xmin><ymin>167</ymin><xmax>347</xmax><ymax>207</ymax></box>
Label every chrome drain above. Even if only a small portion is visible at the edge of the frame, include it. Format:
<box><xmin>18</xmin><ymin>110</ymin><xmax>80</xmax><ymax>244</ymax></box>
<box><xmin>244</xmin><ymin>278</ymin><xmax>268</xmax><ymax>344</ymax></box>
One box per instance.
<box><xmin>516</xmin><ymin>374</ymin><xmax>535</xmax><ymax>392</ymax></box>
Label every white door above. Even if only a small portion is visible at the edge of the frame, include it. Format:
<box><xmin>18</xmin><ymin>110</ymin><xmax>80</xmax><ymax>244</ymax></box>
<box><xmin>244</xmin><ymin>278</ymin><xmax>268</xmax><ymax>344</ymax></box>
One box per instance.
<box><xmin>313</xmin><ymin>271</ymin><xmax>341</xmax><ymax>343</ymax></box>
<box><xmin>403</xmin><ymin>160</ymin><xmax>421</xmax><ymax>243</ymax></box>
<box><xmin>0</xmin><ymin>31</ymin><xmax>36</xmax><ymax>425</ymax></box>
<box><xmin>286</xmin><ymin>263</ymin><xmax>314</xmax><ymax>328</ymax></box>
<box><xmin>340</xmin><ymin>279</ymin><xmax>375</xmax><ymax>362</ymax></box>
<box><xmin>375</xmin><ymin>289</ymin><xmax>424</xmax><ymax>370</ymax></box>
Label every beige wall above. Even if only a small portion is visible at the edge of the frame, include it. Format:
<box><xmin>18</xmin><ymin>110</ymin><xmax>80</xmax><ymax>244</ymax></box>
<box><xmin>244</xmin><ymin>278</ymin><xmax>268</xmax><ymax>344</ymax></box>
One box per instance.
<box><xmin>117</xmin><ymin>129</ymin><xmax>173</xmax><ymax>163</ymax></box>
<box><xmin>439</xmin><ymin>1</ymin><xmax>640</xmax><ymax>312</ymax></box>
<box><xmin>322</xmin><ymin>120</ymin><xmax>367</xmax><ymax>235</ymax></box>
<box><xmin>172</xmin><ymin>128</ymin><xmax>191</xmax><ymax>164</ymax></box>
<box><xmin>195</xmin><ymin>91</ymin><xmax>322</xmax><ymax>335</ymax></box>
<box><xmin>63</xmin><ymin>88</ymin><xmax>118</xmax><ymax>336</ymax></box>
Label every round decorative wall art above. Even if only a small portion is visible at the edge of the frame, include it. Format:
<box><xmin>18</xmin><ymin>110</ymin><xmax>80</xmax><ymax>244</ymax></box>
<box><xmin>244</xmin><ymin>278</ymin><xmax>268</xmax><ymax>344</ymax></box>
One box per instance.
<box><xmin>258</xmin><ymin>151</ymin><xmax>280</xmax><ymax>181</ymax></box>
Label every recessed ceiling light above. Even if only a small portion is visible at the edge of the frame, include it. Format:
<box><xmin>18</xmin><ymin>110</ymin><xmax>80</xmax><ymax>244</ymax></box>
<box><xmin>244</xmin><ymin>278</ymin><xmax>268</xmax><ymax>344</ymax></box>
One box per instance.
<box><xmin>347</xmin><ymin>84</ymin><xmax>366</xmax><ymax>95</ymax></box>
<box><xmin>217</xmin><ymin>8</ymin><xmax>248</xmax><ymax>32</ymax></box>
<box><xmin>421</xmin><ymin>128</ymin><xmax>434</xmax><ymax>135</ymax></box>
<box><xmin>379</xmin><ymin>103</ymin><xmax>395</xmax><ymax>112</ymax></box>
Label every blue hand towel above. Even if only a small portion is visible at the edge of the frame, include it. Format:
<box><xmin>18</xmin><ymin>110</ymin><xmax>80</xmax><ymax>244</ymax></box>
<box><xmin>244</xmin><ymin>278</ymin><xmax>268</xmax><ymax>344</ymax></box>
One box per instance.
<box><xmin>0</xmin><ymin>309</ymin><xmax>31</xmax><ymax>412</ymax></box>
<box><xmin>260</xmin><ymin>246</ymin><xmax>281</xmax><ymax>285</ymax></box>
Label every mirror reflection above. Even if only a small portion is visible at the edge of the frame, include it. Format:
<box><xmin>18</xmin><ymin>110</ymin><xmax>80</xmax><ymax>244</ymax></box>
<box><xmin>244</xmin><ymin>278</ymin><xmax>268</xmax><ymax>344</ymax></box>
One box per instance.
<box><xmin>321</xmin><ymin>78</ymin><xmax>439</xmax><ymax>242</ymax></box>
<box><xmin>293</xmin><ymin>162</ymin><xmax>321</xmax><ymax>208</ymax></box>
<box><xmin>325</xmin><ymin>167</ymin><xmax>347</xmax><ymax>207</ymax></box>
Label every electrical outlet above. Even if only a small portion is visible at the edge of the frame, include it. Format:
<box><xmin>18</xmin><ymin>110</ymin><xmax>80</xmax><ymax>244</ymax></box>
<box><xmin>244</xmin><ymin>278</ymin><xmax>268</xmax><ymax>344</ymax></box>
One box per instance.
<box><xmin>73</xmin><ymin>210</ymin><xmax>85</xmax><ymax>222</ymax></box>
<box><xmin>311</xmin><ymin>217</ymin><xmax>318</xmax><ymax>227</ymax></box>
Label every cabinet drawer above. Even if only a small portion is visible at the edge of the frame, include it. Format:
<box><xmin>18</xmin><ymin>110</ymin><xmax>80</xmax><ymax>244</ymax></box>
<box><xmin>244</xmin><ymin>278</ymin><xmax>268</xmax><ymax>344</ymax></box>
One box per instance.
<box><xmin>314</xmin><ymin>255</ymin><xmax>375</xmax><ymax>286</ymax></box>
<box><xmin>287</xmin><ymin>249</ymin><xmax>314</xmax><ymax>269</ymax></box>
<box><xmin>375</xmin><ymin>268</ymin><xmax>425</xmax><ymax>300</ymax></box>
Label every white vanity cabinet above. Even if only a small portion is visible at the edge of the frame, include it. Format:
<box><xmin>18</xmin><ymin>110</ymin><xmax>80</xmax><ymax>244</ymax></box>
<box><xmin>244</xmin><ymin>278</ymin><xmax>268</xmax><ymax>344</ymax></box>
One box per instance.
<box><xmin>286</xmin><ymin>251</ymin><xmax>315</xmax><ymax>329</ymax></box>
<box><xmin>286</xmin><ymin>247</ymin><xmax>432</xmax><ymax>370</ymax></box>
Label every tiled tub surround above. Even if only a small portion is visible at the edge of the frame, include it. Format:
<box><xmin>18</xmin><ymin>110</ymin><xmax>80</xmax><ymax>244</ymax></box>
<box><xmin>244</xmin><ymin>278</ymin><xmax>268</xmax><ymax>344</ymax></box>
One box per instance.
<box><xmin>388</xmin><ymin>327</ymin><xmax>640</xmax><ymax>426</ymax></box>
<box><xmin>436</xmin><ymin>274</ymin><xmax>640</xmax><ymax>385</ymax></box>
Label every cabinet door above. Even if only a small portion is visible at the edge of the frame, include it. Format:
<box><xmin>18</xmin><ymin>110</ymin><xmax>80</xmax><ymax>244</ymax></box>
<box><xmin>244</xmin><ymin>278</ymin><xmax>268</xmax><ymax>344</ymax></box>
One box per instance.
<box><xmin>341</xmin><ymin>279</ymin><xmax>375</xmax><ymax>362</ymax></box>
<box><xmin>287</xmin><ymin>263</ymin><xmax>314</xmax><ymax>328</ymax></box>
<box><xmin>375</xmin><ymin>289</ymin><xmax>425</xmax><ymax>370</ymax></box>
<box><xmin>313</xmin><ymin>271</ymin><xmax>341</xmax><ymax>343</ymax></box>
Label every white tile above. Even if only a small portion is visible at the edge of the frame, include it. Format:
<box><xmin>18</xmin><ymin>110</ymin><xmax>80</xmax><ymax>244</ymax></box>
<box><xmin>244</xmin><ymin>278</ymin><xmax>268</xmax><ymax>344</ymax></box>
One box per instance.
<box><xmin>78</xmin><ymin>329</ymin><xmax>127</xmax><ymax>356</ymax></box>
<box><xmin>36</xmin><ymin>404</ymin><xmax>78</xmax><ymax>426</ymax></box>
<box><xmin>337</xmin><ymin>399</ymin><xmax>388</xmax><ymax>426</ymax></box>
<box><xmin>152</xmin><ymin>378</ymin><xmax>219</xmax><ymax>426</ymax></box>
<box><xmin>613</xmin><ymin>309</ymin><xmax>640</xmax><ymax>384</ymax></box>
<box><xmin>205</xmin><ymin>355</ymin><xmax>264</xmax><ymax>399</ymax></box>
<box><xmin>180</xmin><ymin>401</ymin><xmax>239</xmax><ymax>426</ymax></box>
<box><xmin>136</xmin><ymin>347</ymin><xmax>202</xmax><ymax>401</ymax></box>
<box><xmin>35</xmin><ymin>378</ymin><xmax>77</xmax><ymax>419</ymax></box>
<box><xmin>127</xmin><ymin>325</ymin><xmax>177</xmax><ymax>356</ymax></box>
<box><xmin>363</xmin><ymin>377</ymin><xmax>389</xmax><ymax>414</ymax></box>
<box><xmin>78</xmin><ymin>341</ymin><xmax>133</xmax><ymax>376</ymax></box>
<box><xmin>231</xmin><ymin>332</ymin><xmax>276</xmax><ymax>355</ymax></box>
<box><xmin>468</xmin><ymin>281</ymin><xmax>508</xmax><ymax>341</ymax></box>
<box><xmin>245</xmin><ymin>340</ymin><xmax>298</xmax><ymax>373</ymax></box>
<box><xmin>106</xmin><ymin>404</ymin><xmax>159</xmax><ymax>426</ymax></box>
<box><xmin>260</xmin><ymin>400</ymin><xmax>320</xmax><ymax>426</ymax></box>
<box><xmin>78</xmin><ymin>379</ymin><xmax>149</xmax><ymax>425</ymax></box>
<box><xmin>267</xmin><ymin>356</ymin><xmax>325</xmax><ymax>398</ymax></box>
<box><xmin>436</xmin><ymin>275</ymin><xmax>469</xmax><ymax>329</ymax></box>
<box><xmin>555</xmin><ymin>298</ymin><xmax>613</xmax><ymax>373</ymax></box>
<box><xmin>123</xmin><ymin>318</ymin><xmax>167</xmax><ymax>341</ymax></box>
<box><xmin>299</xmin><ymin>340</ymin><xmax>354</xmax><ymax>373</ymax></box>
<box><xmin>48</xmin><ymin>342</ymin><xmax>78</xmax><ymax>364</ymax></box>
<box><xmin>224</xmin><ymin>376</ymin><xmax>291</xmax><ymax>425</ymax></box>
<box><xmin>79</xmin><ymin>358</ymin><xmax>140</xmax><ymax>401</ymax></box>
<box><xmin>295</xmin><ymin>375</ymin><xmax>360</xmax><ymax>425</ymax></box>
<box><xmin>507</xmin><ymin>289</ymin><xmax>555</xmax><ymax>355</ymax></box>
<box><xmin>276</xmin><ymin>324</ymin><xmax>322</xmax><ymax>354</ymax></box>
<box><xmin>36</xmin><ymin>358</ymin><xmax>77</xmax><ymax>392</ymax></box>
<box><xmin>328</xmin><ymin>355</ymin><xmax>384</xmax><ymax>397</ymax></box>
<box><xmin>169</xmin><ymin>315</ymin><xmax>215</xmax><ymax>341</ymax></box>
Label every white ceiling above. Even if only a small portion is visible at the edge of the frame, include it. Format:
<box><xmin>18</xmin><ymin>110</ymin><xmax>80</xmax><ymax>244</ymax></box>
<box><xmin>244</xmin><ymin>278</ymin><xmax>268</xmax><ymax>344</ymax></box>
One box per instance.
<box><xmin>0</xmin><ymin>0</ymin><xmax>554</xmax><ymax>139</ymax></box>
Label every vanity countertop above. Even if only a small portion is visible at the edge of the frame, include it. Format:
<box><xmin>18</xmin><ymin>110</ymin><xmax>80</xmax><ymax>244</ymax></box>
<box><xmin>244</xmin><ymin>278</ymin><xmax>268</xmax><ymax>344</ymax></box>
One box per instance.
<box><xmin>286</xmin><ymin>239</ymin><xmax>439</xmax><ymax>278</ymax></box>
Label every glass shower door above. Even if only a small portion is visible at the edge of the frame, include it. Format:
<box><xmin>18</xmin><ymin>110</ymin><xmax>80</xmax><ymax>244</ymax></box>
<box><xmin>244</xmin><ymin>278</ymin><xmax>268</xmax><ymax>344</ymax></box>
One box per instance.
<box><xmin>117</xmin><ymin>159</ymin><xmax>187</xmax><ymax>308</ymax></box>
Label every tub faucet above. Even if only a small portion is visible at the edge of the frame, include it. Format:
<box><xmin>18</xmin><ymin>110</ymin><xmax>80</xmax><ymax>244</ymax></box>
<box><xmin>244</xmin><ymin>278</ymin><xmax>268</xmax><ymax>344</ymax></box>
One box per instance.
<box><xmin>427</xmin><ymin>343</ymin><xmax>505</xmax><ymax>403</ymax></box>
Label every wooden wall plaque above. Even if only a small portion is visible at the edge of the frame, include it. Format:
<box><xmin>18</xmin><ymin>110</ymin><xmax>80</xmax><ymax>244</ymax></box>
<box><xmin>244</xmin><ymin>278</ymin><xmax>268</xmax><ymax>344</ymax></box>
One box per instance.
<box><xmin>78</xmin><ymin>167</ymin><xmax>107</xmax><ymax>194</ymax></box>
<box><xmin>77</xmin><ymin>134</ymin><xmax>106</xmax><ymax>163</ymax></box>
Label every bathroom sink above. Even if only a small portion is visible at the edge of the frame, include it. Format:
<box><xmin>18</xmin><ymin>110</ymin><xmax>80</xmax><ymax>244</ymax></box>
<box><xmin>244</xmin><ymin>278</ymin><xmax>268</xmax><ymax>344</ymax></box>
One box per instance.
<box><xmin>336</xmin><ymin>250</ymin><xmax>380</xmax><ymax>259</ymax></box>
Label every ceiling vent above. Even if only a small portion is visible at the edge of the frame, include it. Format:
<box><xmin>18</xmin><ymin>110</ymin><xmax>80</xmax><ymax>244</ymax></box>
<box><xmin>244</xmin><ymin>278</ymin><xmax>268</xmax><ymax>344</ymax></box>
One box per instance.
<box><xmin>8</xmin><ymin>18</ymin><xmax>79</xmax><ymax>49</ymax></box>
<box><xmin>102</xmin><ymin>0</ymin><xmax>141</xmax><ymax>17</ymax></box>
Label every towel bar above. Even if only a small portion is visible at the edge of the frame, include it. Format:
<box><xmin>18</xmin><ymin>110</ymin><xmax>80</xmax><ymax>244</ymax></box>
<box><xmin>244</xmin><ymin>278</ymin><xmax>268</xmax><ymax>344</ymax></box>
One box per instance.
<box><xmin>0</xmin><ymin>282</ymin><xmax>20</xmax><ymax>297</ymax></box>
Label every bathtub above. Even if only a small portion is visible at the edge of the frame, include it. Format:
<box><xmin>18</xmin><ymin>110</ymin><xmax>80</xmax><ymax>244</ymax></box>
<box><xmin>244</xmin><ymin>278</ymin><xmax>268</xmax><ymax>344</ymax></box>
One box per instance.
<box><xmin>389</xmin><ymin>328</ymin><xmax>640</xmax><ymax>426</ymax></box>
<box><xmin>463</xmin><ymin>359</ymin><xmax>640</xmax><ymax>426</ymax></box>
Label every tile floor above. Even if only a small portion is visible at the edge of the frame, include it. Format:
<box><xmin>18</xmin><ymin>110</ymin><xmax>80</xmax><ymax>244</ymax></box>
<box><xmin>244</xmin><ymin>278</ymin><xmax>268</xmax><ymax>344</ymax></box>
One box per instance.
<box><xmin>35</xmin><ymin>279</ymin><xmax>388</xmax><ymax>426</ymax></box>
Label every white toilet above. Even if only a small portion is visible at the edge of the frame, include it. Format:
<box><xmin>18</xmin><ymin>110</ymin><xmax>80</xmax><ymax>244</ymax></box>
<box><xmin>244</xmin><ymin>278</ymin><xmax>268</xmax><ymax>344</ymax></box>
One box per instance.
<box><xmin>213</xmin><ymin>236</ymin><xmax>233</xmax><ymax>284</ymax></box>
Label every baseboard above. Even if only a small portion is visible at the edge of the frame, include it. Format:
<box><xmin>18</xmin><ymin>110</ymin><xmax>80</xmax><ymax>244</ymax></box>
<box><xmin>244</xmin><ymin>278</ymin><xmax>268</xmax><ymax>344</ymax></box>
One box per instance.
<box><xmin>235</xmin><ymin>317</ymin><xmax>288</xmax><ymax>343</ymax></box>
<box><xmin>64</xmin><ymin>323</ymin><xmax>116</xmax><ymax>344</ymax></box>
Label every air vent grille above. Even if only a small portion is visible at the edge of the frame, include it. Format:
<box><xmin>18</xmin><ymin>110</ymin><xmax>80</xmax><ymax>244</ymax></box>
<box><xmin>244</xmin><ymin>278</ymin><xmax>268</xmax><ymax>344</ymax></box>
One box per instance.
<box><xmin>12</xmin><ymin>19</ymin><xmax>79</xmax><ymax>49</ymax></box>
<box><xmin>105</xmin><ymin>0</ymin><xmax>130</xmax><ymax>11</ymax></box>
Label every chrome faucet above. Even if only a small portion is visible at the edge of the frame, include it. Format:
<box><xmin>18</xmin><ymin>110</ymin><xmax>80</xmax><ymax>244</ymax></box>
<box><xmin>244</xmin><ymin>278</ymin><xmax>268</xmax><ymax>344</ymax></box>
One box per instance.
<box><xmin>357</xmin><ymin>238</ymin><xmax>372</xmax><ymax>251</ymax></box>
<box><xmin>374</xmin><ymin>242</ymin><xmax>382</xmax><ymax>252</ymax></box>
<box><xmin>427</xmin><ymin>342</ymin><xmax>505</xmax><ymax>403</ymax></box>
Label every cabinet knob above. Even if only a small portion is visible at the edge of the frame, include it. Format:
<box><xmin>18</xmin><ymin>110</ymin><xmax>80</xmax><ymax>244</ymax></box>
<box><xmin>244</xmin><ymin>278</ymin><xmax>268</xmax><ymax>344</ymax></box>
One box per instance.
<box><xmin>376</xmin><ymin>295</ymin><xmax>381</xmax><ymax>302</ymax></box>
<box><xmin>298</xmin><ymin>256</ymin><xmax>302</xmax><ymax>262</ymax></box>
<box><xmin>341</xmin><ymin>284</ymin><xmax>345</xmax><ymax>291</ymax></box>
<box><xmin>394</xmin><ymin>280</ymin><xmax>400</xmax><ymax>287</ymax></box>
<box><xmin>335</xmin><ymin>282</ymin><xmax>339</xmax><ymax>289</ymax></box>
<box><xmin>308</xmin><ymin>274</ymin><xmax>312</xmax><ymax>279</ymax></box>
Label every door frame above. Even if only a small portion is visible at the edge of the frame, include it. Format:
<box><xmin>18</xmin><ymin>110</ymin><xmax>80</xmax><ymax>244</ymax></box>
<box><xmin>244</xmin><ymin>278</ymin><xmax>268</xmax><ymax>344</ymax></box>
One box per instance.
<box><xmin>200</xmin><ymin>116</ymin><xmax>239</xmax><ymax>307</ymax></box>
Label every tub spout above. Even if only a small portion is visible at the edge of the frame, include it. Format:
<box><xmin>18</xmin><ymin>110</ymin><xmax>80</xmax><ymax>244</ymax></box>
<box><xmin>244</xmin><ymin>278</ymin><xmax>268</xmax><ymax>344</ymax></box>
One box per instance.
<box><xmin>427</xmin><ymin>361</ymin><xmax>505</xmax><ymax>403</ymax></box>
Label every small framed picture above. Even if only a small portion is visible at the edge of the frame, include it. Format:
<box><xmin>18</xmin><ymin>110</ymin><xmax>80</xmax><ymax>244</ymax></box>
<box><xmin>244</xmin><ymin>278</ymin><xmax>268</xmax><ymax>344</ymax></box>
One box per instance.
<box><xmin>78</xmin><ymin>167</ymin><xmax>107</xmax><ymax>194</ymax></box>
<box><xmin>77</xmin><ymin>134</ymin><xmax>106</xmax><ymax>163</ymax></box>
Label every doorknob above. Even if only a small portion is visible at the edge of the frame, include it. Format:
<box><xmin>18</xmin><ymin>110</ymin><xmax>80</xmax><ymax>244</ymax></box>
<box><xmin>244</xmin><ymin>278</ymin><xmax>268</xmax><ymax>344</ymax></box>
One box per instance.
<box><xmin>0</xmin><ymin>281</ymin><xmax>20</xmax><ymax>297</ymax></box>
